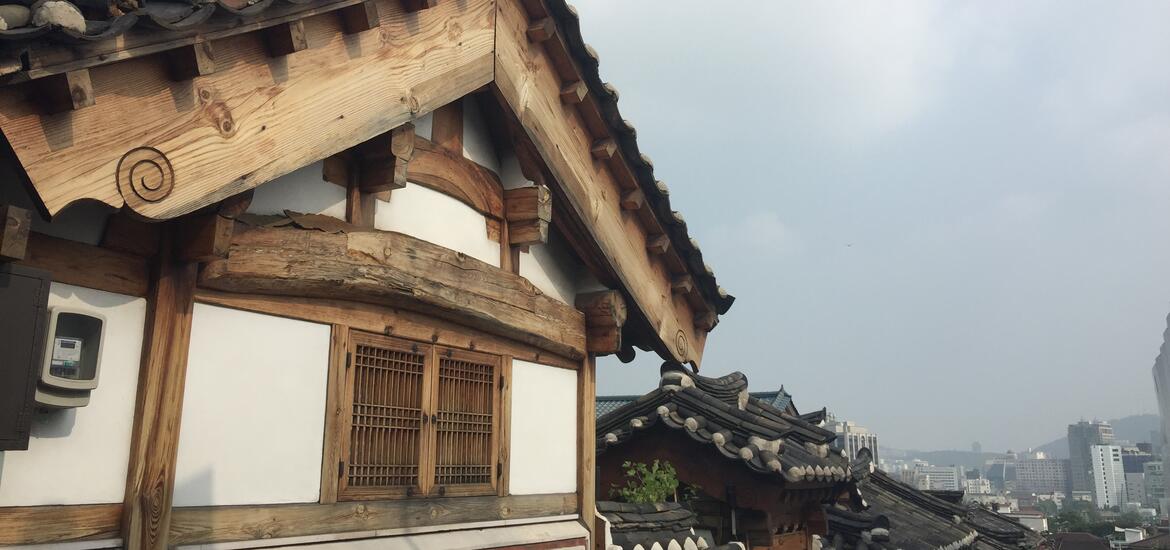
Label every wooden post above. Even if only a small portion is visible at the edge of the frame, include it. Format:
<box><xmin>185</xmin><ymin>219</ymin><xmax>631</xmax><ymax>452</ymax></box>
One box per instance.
<box><xmin>577</xmin><ymin>356</ymin><xmax>597</xmax><ymax>548</ymax></box>
<box><xmin>121</xmin><ymin>229</ymin><xmax>199</xmax><ymax>550</ymax></box>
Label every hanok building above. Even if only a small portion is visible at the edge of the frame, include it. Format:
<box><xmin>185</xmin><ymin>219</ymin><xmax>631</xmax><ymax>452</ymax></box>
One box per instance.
<box><xmin>596</xmin><ymin>368</ymin><xmax>853</xmax><ymax>550</ymax></box>
<box><xmin>0</xmin><ymin>1</ymin><xmax>733</xmax><ymax>548</ymax></box>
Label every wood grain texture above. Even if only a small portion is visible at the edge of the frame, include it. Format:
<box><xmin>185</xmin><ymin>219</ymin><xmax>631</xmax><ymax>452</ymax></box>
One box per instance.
<box><xmin>193</xmin><ymin>290</ymin><xmax>579</xmax><ymax>370</ymax></box>
<box><xmin>319</xmin><ymin>324</ymin><xmax>350</xmax><ymax>504</ymax></box>
<box><xmin>121</xmin><ymin>235</ymin><xmax>199</xmax><ymax>550</ymax></box>
<box><xmin>0</xmin><ymin>503</ymin><xmax>122</xmax><ymax>545</ymax></box>
<box><xmin>493</xmin><ymin>0</ymin><xmax>707</xmax><ymax>365</ymax></box>
<box><xmin>168</xmin><ymin>492</ymin><xmax>578</xmax><ymax>545</ymax></box>
<box><xmin>20</xmin><ymin>232</ymin><xmax>151</xmax><ymax>296</ymax></box>
<box><xmin>431</xmin><ymin>100</ymin><xmax>464</xmax><ymax>154</ymax></box>
<box><xmin>0</xmin><ymin>0</ymin><xmax>494</xmax><ymax>220</ymax></box>
<box><xmin>577</xmin><ymin>357</ymin><xmax>596</xmax><ymax>546</ymax></box>
<box><xmin>408</xmin><ymin>136</ymin><xmax>505</xmax><ymax>219</ymax></box>
<box><xmin>497</xmin><ymin>356</ymin><xmax>513</xmax><ymax>496</ymax></box>
<box><xmin>199</xmin><ymin>226</ymin><xmax>586</xmax><ymax>360</ymax></box>
<box><xmin>575</xmin><ymin>290</ymin><xmax>626</xmax><ymax>355</ymax></box>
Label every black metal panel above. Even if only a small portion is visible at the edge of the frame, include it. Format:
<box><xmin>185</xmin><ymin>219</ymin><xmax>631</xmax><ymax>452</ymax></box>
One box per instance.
<box><xmin>0</xmin><ymin>263</ymin><xmax>50</xmax><ymax>451</ymax></box>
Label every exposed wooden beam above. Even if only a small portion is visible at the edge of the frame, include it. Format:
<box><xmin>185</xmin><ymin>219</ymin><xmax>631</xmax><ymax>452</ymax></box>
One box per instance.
<box><xmin>345</xmin><ymin>167</ymin><xmax>376</xmax><ymax>229</ymax></box>
<box><xmin>671</xmin><ymin>275</ymin><xmax>694</xmax><ymax>295</ymax></box>
<box><xmin>432</xmin><ymin>100</ymin><xmax>464</xmax><ymax>154</ymax></box>
<box><xmin>503</xmin><ymin>184</ymin><xmax>551</xmax><ymax>247</ymax></box>
<box><xmin>199</xmin><ymin>226</ymin><xmax>586</xmax><ymax>360</ymax></box>
<box><xmin>121</xmin><ymin>233</ymin><xmax>199</xmax><ymax>550</ymax></box>
<box><xmin>165</xmin><ymin>41</ymin><xmax>216</xmax><ymax>81</ymax></box>
<box><xmin>559</xmin><ymin>81</ymin><xmax>587</xmax><ymax>106</ymax></box>
<box><xmin>339</xmin><ymin>0</ymin><xmax>379</xmax><ymax>34</ymax></box>
<box><xmin>358</xmin><ymin>123</ymin><xmax>415</xmax><ymax>193</ymax></box>
<box><xmin>620</xmin><ymin>189</ymin><xmax>644</xmax><ymax>211</ymax></box>
<box><xmin>35</xmin><ymin>69</ymin><xmax>94</xmax><ymax>113</ymax></box>
<box><xmin>175</xmin><ymin>212</ymin><xmax>233</xmax><ymax>263</ymax></box>
<box><xmin>408</xmin><ymin>135</ymin><xmax>504</xmax><ymax>219</ymax></box>
<box><xmin>101</xmin><ymin>214</ymin><xmax>161</xmax><ymax>258</ymax></box>
<box><xmin>21</xmin><ymin>232</ymin><xmax>150</xmax><ymax>296</ymax></box>
<box><xmin>526</xmin><ymin>17</ymin><xmax>556</xmax><ymax>43</ymax></box>
<box><xmin>0</xmin><ymin>503</ymin><xmax>122</xmax><ymax>545</ymax></box>
<box><xmin>575</xmin><ymin>290</ymin><xmax>626</xmax><ymax>355</ymax></box>
<box><xmin>0</xmin><ymin>204</ymin><xmax>31</xmax><ymax>261</ymax></box>
<box><xmin>646</xmin><ymin>233</ymin><xmax>670</xmax><ymax>255</ymax></box>
<box><xmin>590</xmin><ymin>138</ymin><xmax>616</xmax><ymax>160</ymax></box>
<box><xmin>217</xmin><ymin>189</ymin><xmax>254</xmax><ymax>219</ymax></box>
<box><xmin>400</xmin><ymin>0</ymin><xmax>435</xmax><ymax>12</ymax></box>
<box><xmin>168</xmin><ymin>493</ymin><xmax>577</xmax><ymax>546</ymax></box>
<box><xmin>263</xmin><ymin>20</ymin><xmax>309</xmax><ymax>57</ymax></box>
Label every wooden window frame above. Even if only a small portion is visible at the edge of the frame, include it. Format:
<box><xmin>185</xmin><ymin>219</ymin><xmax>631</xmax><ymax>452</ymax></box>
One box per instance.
<box><xmin>336</xmin><ymin>329</ymin><xmax>504</xmax><ymax>502</ymax></box>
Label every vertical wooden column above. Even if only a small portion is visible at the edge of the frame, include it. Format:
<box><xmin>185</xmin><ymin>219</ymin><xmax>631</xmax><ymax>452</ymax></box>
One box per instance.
<box><xmin>577</xmin><ymin>356</ymin><xmax>597</xmax><ymax>547</ymax></box>
<box><xmin>121</xmin><ymin>230</ymin><xmax>199</xmax><ymax>550</ymax></box>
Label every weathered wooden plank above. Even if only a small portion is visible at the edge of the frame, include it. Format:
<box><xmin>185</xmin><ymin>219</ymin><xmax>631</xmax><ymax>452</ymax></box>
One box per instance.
<box><xmin>121</xmin><ymin>234</ymin><xmax>199</xmax><ymax>550</ymax></box>
<box><xmin>0</xmin><ymin>0</ymin><xmax>494</xmax><ymax>220</ymax></box>
<box><xmin>199</xmin><ymin>226</ymin><xmax>586</xmax><ymax>359</ymax></box>
<box><xmin>20</xmin><ymin>232</ymin><xmax>151</xmax><ymax>296</ymax></box>
<box><xmin>493</xmin><ymin>0</ymin><xmax>707</xmax><ymax>364</ymax></box>
<box><xmin>319</xmin><ymin>324</ymin><xmax>349</xmax><ymax>504</ymax></box>
<box><xmin>168</xmin><ymin>493</ymin><xmax>578</xmax><ymax>545</ymax></box>
<box><xmin>432</xmin><ymin>100</ymin><xmax>464</xmax><ymax>154</ymax></box>
<box><xmin>0</xmin><ymin>503</ymin><xmax>122</xmax><ymax>545</ymax></box>
<box><xmin>504</xmin><ymin>184</ymin><xmax>551</xmax><ymax>246</ymax></box>
<box><xmin>577</xmin><ymin>357</ymin><xmax>596</xmax><ymax>545</ymax></box>
<box><xmin>175</xmin><ymin>213</ymin><xmax>233</xmax><ymax>263</ymax></box>
<box><xmin>0</xmin><ymin>204</ymin><xmax>31</xmax><ymax>260</ymax></box>
<box><xmin>193</xmin><ymin>290</ymin><xmax>579</xmax><ymax>370</ymax></box>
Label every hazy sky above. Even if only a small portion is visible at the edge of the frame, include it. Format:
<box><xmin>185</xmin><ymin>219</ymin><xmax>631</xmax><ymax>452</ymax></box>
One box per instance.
<box><xmin>585</xmin><ymin>1</ymin><xmax>1170</xmax><ymax>452</ymax></box>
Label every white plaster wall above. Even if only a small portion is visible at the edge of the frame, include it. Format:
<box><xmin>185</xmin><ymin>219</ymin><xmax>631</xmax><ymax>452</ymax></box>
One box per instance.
<box><xmin>247</xmin><ymin>161</ymin><xmax>346</xmax><ymax>220</ymax></box>
<box><xmin>519</xmin><ymin>232</ymin><xmax>605</xmax><ymax>305</ymax></box>
<box><xmin>462</xmin><ymin>97</ymin><xmax>499</xmax><ymax>174</ymax></box>
<box><xmin>413</xmin><ymin>111</ymin><xmax>434</xmax><ymax>141</ymax></box>
<box><xmin>0</xmin><ymin>284</ymin><xmax>146</xmax><ymax>506</ymax></box>
<box><xmin>173</xmin><ymin>304</ymin><xmax>330</xmax><ymax>507</ymax></box>
<box><xmin>508</xmin><ymin>360</ymin><xmax>578</xmax><ymax>495</ymax></box>
<box><xmin>0</xmin><ymin>169</ymin><xmax>111</xmax><ymax>245</ymax></box>
<box><xmin>498</xmin><ymin>152</ymin><xmax>531</xmax><ymax>191</ymax></box>
<box><xmin>373</xmin><ymin>183</ymin><xmax>500</xmax><ymax>267</ymax></box>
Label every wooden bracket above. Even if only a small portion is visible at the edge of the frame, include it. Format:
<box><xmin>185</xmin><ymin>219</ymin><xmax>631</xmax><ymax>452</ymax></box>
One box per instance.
<box><xmin>645</xmin><ymin>234</ymin><xmax>669</xmax><ymax>255</ymax></box>
<box><xmin>560</xmin><ymin>81</ymin><xmax>587</xmax><ymax>105</ymax></box>
<box><xmin>0</xmin><ymin>205</ymin><xmax>31</xmax><ymax>261</ymax></box>
<box><xmin>694</xmin><ymin>310</ymin><xmax>718</xmax><ymax>332</ymax></box>
<box><xmin>526</xmin><ymin>18</ymin><xmax>556</xmax><ymax>43</ymax></box>
<box><xmin>620</xmin><ymin>189</ymin><xmax>644</xmax><ymax>211</ymax></box>
<box><xmin>101</xmin><ymin>214</ymin><xmax>160</xmax><ymax>258</ymax></box>
<box><xmin>36</xmin><ymin>69</ymin><xmax>94</xmax><ymax>114</ymax></box>
<box><xmin>432</xmin><ymin>101</ymin><xmax>464</xmax><ymax>154</ymax></box>
<box><xmin>263</xmin><ymin>20</ymin><xmax>308</xmax><ymax>57</ymax></box>
<box><xmin>670</xmin><ymin>275</ymin><xmax>694</xmax><ymax>296</ymax></box>
<box><xmin>504</xmin><ymin>184</ymin><xmax>551</xmax><ymax>246</ymax></box>
<box><xmin>175</xmin><ymin>212</ymin><xmax>233</xmax><ymax>263</ymax></box>
<box><xmin>359</xmin><ymin>123</ymin><xmax>415</xmax><ymax>193</ymax></box>
<box><xmin>575</xmin><ymin>290</ymin><xmax>627</xmax><ymax>355</ymax></box>
<box><xmin>400</xmin><ymin>0</ymin><xmax>436</xmax><ymax>11</ymax></box>
<box><xmin>339</xmin><ymin>1</ymin><xmax>380</xmax><ymax>34</ymax></box>
<box><xmin>590</xmin><ymin>138</ymin><xmax>616</xmax><ymax>160</ymax></box>
<box><xmin>166</xmin><ymin>41</ymin><xmax>216</xmax><ymax>81</ymax></box>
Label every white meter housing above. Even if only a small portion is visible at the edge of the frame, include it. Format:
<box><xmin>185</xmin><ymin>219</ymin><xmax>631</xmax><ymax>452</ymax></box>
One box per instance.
<box><xmin>34</xmin><ymin>307</ymin><xmax>107</xmax><ymax>409</ymax></box>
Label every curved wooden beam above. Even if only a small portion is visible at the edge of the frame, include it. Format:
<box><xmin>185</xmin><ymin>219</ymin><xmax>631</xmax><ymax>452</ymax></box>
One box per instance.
<box><xmin>407</xmin><ymin>136</ymin><xmax>505</xmax><ymax>220</ymax></box>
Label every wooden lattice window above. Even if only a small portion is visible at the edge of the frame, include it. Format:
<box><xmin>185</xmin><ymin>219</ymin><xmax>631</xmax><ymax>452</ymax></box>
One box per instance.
<box><xmin>339</xmin><ymin>331</ymin><xmax>500</xmax><ymax>500</ymax></box>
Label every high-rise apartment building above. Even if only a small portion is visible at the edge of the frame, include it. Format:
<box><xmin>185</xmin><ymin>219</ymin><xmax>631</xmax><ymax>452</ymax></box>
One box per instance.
<box><xmin>1016</xmin><ymin>457</ymin><xmax>1071</xmax><ymax>494</ymax></box>
<box><xmin>829</xmin><ymin>414</ymin><xmax>880</xmax><ymax>465</ymax></box>
<box><xmin>1153</xmin><ymin>312</ymin><xmax>1170</xmax><ymax>510</ymax></box>
<box><xmin>1069</xmin><ymin>421</ymin><xmax>1114</xmax><ymax>493</ymax></box>
<box><xmin>913</xmin><ymin>464</ymin><xmax>965</xmax><ymax>491</ymax></box>
<box><xmin>1091</xmin><ymin>444</ymin><xmax>1127</xmax><ymax>509</ymax></box>
<box><xmin>1144</xmin><ymin>461</ymin><xmax>1164</xmax><ymax>507</ymax></box>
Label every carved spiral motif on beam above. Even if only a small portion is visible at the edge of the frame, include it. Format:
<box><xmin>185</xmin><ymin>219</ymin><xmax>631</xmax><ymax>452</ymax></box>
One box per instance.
<box><xmin>117</xmin><ymin>147</ymin><xmax>175</xmax><ymax>204</ymax></box>
<box><xmin>675</xmin><ymin>329</ymin><xmax>688</xmax><ymax>358</ymax></box>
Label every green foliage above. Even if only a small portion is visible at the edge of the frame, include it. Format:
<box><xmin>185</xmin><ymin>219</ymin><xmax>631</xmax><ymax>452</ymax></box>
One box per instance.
<box><xmin>1035</xmin><ymin>500</ymin><xmax>1059</xmax><ymax>518</ymax></box>
<box><xmin>610</xmin><ymin>460</ymin><xmax>680</xmax><ymax>504</ymax></box>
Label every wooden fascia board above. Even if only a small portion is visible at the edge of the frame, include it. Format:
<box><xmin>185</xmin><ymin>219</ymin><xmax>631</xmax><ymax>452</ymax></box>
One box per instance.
<box><xmin>492</xmin><ymin>0</ymin><xmax>707</xmax><ymax>365</ymax></box>
<box><xmin>0</xmin><ymin>0</ymin><xmax>494</xmax><ymax>220</ymax></box>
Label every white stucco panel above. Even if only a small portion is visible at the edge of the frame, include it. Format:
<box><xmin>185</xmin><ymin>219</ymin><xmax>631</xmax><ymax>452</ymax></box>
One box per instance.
<box><xmin>373</xmin><ymin>182</ymin><xmax>501</xmax><ymax>267</ymax></box>
<box><xmin>174</xmin><ymin>304</ymin><xmax>330</xmax><ymax>507</ymax></box>
<box><xmin>519</xmin><ymin>233</ymin><xmax>605</xmax><ymax>305</ymax></box>
<box><xmin>0</xmin><ymin>284</ymin><xmax>146</xmax><ymax>506</ymax></box>
<box><xmin>462</xmin><ymin>97</ymin><xmax>499</xmax><ymax>174</ymax></box>
<box><xmin>247</xmin><ymin>161</ymin><xmax>346</xmax><ymax>220</ymax></box>
<box><xmin>508</xmin><ymin>360</ymin><xmax>578</xmax><ymax>495</ymax></box>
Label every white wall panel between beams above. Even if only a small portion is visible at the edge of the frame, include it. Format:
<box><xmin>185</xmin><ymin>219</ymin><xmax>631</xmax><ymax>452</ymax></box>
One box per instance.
<box><xmin>373</xmin><ymin>183</ymin><xmax>501</xmax><ymax>267</ymax></box>
<box><xmin>462</xmin><ymin>97</ymin><xmax>499</xmax><ymax>174</ymax></box>
<box><xmin>509</xmin><ymin>360</ymin><xmax>578</xmax><ymax>495</ymax></box>
<box><xmin>247</xmin><ymin>161</ymin><xmax>346</xmax><ymax>220</ymax></box>
<box><xmin>519</xmin><ymin>232</ymin><xmax>606</xmax><ymax>305</ymax></box>
<box><xmin>174</xmin><ymin>304</ymin><xmax>330</xmax><ymax>507</ymax></box>
<box><xmin>0</xmin><ymin>284</ymin><xmax>146</xmax><ymax>506</ymax></box>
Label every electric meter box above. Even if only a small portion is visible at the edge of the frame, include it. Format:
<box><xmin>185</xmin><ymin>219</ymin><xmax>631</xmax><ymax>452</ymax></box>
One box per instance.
<box><xmin>34</xmin><ymin>307</ymin><xmax>107</xmax><ymax>409</ymax></box>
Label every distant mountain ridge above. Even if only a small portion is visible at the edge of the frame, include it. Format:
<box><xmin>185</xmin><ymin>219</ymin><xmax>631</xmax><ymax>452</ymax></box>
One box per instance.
<box><xmin>1034</xmin><ymin>414</ymin><xmax>1161</xmax><ymax>459</ymax></box>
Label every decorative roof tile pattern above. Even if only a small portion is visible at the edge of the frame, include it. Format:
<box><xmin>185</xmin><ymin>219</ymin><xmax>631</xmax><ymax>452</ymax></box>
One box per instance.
<box><xmin>597</xmin><ymin>367</ymin><xmax>849</xmax><ymax>484</ymax></box>
<box><xmin>597</xmin><ymin>501</ymin><xmax>712</xmax><ymax>550</ymax></box>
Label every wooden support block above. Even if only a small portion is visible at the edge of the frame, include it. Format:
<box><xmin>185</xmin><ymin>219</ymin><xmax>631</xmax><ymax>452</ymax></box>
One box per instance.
<box><xmin>263</xmin><ymin>20</ymin><xmax>308</xmax><ymax>57</ymax></box>
<box><xmin>322</xmin><ymin>152</ymin><xmax>351</xmax><ymax>187</ymax></box>
<box><xmin>175</xmin><ymin>213</ymin><xmax>234</xmax><ymax>263</ymax></box>
<box><xmin>101</xmin><ymin>214</ymin><xmax>160</xmax><ymax>258</ymax></box>
<box><xmin>575</xmin><ymin>290</ymin><xmax>626</xmax><ymax>355</ymax></box>
<box><xmin>0</xmin><ymin>205</ymin><xmax>31</xmax><ymax>261</ymax></box>
<box><xmin>165</xmin><ymin>41</ymin><xmax>216</xmax><ymax>81</ymax></box>
<box><xmin>400</xmin><ymin>0</ymin><xmax>435</xmax><ymax>11</ymax></box>
<box><xmin>620</xmin><ymin>189</ymin><xmax>644</xmax><ymax>211</ymax></box>
<box><xmin>526</xmin><ymin>17</ymin><xmax>556</xmax><ymax>43</ymax></box>
<box><xmin>357</xmin><ymin>123</ymin><xmax>415</xmax><ymax>193</ymax></box>
<box><xmin>432</xmin><ymin>101</ymin><xmax>464</xmax><ymax>154</ymax></box>
<box><xmin>646</xmin><ymin>234</ymin><xmax>670</xmax><ymax>255</ymax></box>
<box><xmin>504</xmin><ymin>185</ymin><xmax>551</xmax><ymax>246</ymax></box>
<box><xmin>559</xmin><ymin>81</ymin><xmax>587</xmax><ymax>105</ymax></box>
<box><xmin>36</xmin><ymin>69</ymin><xmax>94</xmax><ymax>114</ymax></box>
<box><xmin>694</xmin><ymin>310</ymin><xmax>718</xmax><ymax>332</ymax></box>
<box><xmin>671</xmin><ymin>275</ymin><xmax>694</xmax><ymax>296</ymax></box>
<box><xmin>346</xmin><ymin>172</ymin><xmax>376</xmax><ymax>228</ymax></box>
<box><xmin>217</xmin><ymin>189</ymin><xmax>254</xmax><ymax>219</ymax></box>
<box><xmin>339</xmin><ymin>0</ymin><xmax>380</xmax><ymax>34</ymax></box>
<box><xmin>591</xmin><ymin>138</ymin><xmax>616</xmax><ymax>160</ymax></box>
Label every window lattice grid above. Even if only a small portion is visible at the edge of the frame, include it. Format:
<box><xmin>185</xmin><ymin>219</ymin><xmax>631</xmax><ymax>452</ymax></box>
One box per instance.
<box><xmin>434</xmin><ymin>355</ymin><xmax>496</xmax><ymax>487</ymax></box>
<box><xmin>348</xmin><ymin>342</ymin><xmax>426</xmax><ymax>488</ymax></box>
